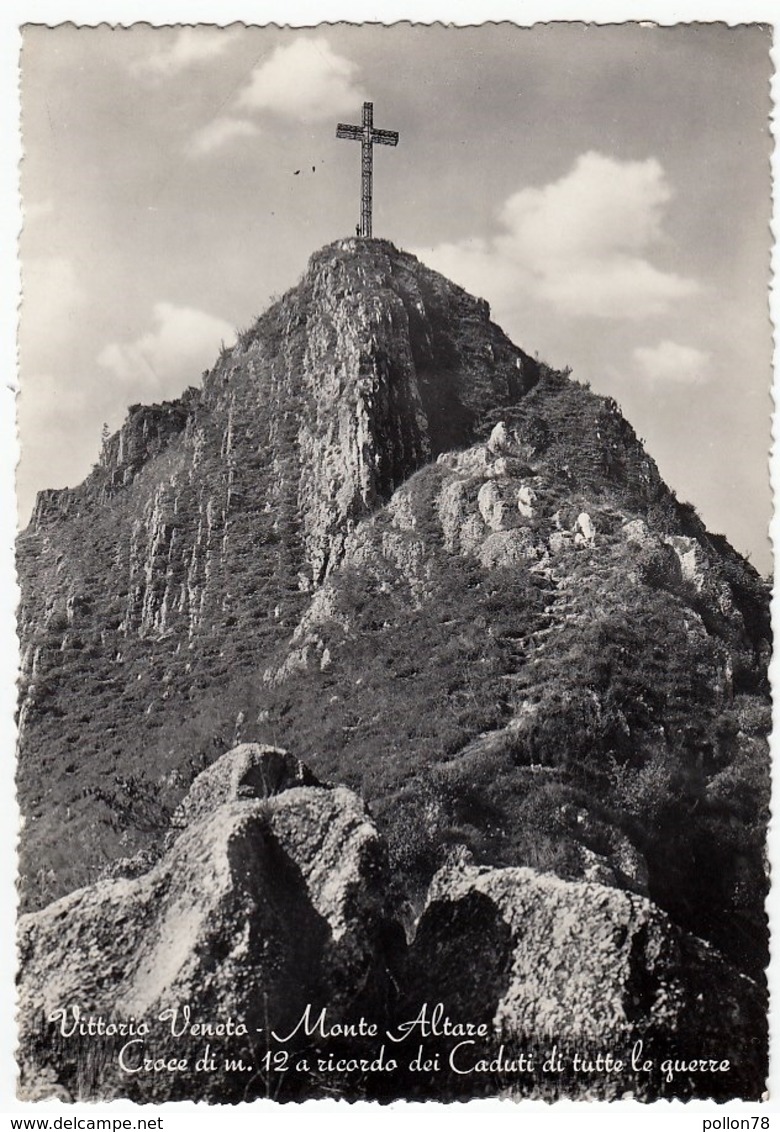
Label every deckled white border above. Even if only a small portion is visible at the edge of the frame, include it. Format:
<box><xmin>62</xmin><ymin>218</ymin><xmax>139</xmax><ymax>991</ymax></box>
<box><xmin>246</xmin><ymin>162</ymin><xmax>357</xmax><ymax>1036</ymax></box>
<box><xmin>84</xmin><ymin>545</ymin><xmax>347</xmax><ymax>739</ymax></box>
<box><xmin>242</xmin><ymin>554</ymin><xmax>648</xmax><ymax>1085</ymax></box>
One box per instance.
<box><xmin>2</xmin><ymin>4</ymin><xmax>777</xmax><ymax>1129</ymax></box>
<box><xmin>4</xmin><ymin>1</ymin><xmax>780</xmax><ymax>24</ymax></box>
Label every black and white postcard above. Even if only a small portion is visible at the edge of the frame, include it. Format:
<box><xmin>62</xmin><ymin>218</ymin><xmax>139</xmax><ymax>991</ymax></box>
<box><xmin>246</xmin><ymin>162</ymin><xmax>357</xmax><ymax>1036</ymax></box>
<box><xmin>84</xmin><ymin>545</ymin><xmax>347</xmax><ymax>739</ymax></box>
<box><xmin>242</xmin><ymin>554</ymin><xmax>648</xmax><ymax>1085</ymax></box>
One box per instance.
<box><xmin>5</xmin><ymin>4</ymin><xmax>777</xmax><ymax>1123</ymax></box>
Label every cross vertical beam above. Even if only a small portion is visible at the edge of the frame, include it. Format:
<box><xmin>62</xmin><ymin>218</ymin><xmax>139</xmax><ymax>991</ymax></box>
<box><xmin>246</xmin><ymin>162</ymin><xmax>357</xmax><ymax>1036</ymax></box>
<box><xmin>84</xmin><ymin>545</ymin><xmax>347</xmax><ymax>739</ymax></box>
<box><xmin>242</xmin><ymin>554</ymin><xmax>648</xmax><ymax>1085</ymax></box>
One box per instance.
<box><xmin>361</xmin><ymin>101</ymin><xmax>373</xmax><ymax>239</ymax></box>
<box><xmin>336</xmin><ymin>102</ymin><xmax>399</xmax><ymax>239</ymax></box>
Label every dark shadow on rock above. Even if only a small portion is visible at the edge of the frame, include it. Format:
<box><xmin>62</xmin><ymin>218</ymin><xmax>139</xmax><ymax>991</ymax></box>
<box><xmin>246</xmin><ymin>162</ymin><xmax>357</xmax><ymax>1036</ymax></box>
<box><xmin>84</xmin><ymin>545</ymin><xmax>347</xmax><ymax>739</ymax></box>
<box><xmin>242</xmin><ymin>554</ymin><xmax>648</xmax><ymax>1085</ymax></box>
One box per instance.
<box><xmin>404</xmin><ymin>890</ymin><xmax>514</xmax><ymax>1016</ymax></box>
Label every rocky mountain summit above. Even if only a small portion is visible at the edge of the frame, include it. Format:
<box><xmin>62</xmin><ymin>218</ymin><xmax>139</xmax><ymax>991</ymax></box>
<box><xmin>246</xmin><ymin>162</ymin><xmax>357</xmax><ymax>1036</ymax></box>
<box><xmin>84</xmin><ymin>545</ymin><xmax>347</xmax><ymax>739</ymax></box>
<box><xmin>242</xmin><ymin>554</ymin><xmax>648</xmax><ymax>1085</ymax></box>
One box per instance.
<box><xmin>16</xmin><ymin>238</ymin><xmax>770</xmax><ymax>1100</ymax></box>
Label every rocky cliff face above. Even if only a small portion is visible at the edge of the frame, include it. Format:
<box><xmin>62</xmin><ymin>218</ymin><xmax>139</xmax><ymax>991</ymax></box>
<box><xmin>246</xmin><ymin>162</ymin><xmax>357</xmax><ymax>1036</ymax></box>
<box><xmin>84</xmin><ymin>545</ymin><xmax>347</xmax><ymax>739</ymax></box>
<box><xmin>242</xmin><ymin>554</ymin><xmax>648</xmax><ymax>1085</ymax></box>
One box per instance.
<box><xmin>16</xmin><ymin>238</ymin><xmax>770</xmax><ymax>1100</ymax></box>
<box><xmin>17</xmin><ymin>239</ymin><xmax>539</xmax><ymax>909</ymax></box>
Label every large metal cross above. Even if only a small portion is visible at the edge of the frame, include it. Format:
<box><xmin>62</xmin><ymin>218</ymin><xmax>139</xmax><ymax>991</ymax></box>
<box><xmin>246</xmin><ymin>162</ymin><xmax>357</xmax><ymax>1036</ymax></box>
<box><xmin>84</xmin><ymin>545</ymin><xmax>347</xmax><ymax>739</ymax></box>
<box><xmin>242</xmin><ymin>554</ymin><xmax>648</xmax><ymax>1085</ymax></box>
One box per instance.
<box><xmin>336</xmin><ymin>102</ymin><xmax>399</xmax><ymax>239</ymax></box>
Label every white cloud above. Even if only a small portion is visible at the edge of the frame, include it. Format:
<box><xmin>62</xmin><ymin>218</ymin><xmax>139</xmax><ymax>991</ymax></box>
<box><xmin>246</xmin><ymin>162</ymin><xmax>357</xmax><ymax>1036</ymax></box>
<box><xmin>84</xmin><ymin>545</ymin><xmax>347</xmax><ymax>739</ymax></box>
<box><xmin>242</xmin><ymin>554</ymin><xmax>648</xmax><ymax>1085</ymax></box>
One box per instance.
<box><xmin>97</xmin><ymin>302</ymin><xmax>235</xmax><ymax>396</ymax></box>
<box><xmin>188</xmin><ymin>116</ymin><xmax>260</xmax><ymax>157</ymax></box>
<box><xmin>633</xmin><ymin>340</ymin><xmax>711</xmax><ymax>385</ymax></box>
<box><xmin>418</xmin><ymin>152</ymin><xmax>699</xmax><ymax>320</ymax></box>
<box><xmin>498</xmin><ymin>152</ymin><xmax>670</xmax><ymax>264</ymax></box>
<box><xmin>236</xmin><ymin>38</ymin><xmax>365</xmax><ymax>122</ymax></box>
<box><xmin>537</xmin><ymin>258</ymin><xmax>697</xmax><ymax>320</ymax></box>
<box><xmin>132</xmin><ymin>28</ymin><xmax>238</xmax><ymax>78</ymax></box>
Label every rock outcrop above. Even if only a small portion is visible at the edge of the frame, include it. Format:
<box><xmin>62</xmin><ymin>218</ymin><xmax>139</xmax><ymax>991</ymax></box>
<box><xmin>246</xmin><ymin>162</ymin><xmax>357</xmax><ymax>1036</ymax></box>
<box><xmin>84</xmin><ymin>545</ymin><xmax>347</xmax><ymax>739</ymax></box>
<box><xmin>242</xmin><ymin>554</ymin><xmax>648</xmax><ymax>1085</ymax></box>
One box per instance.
<box><xmin>166</xmin><ymin>743</ymin><xmax>319</xmax><ymax>839</ymax></box>
<box><xmin>18</xmin><ymin>749</ymin><xmax>766</xmax><ymax>1102</ymax></box>
<box><xmin>403</xmin><ymin>861</ymin><xmax>767</xmax><ymax>1100</ymax></box>
<box><xmin>17</xmin><ymin>746</ymin><xmax>401</xmax><ymax>1103</ymax></box>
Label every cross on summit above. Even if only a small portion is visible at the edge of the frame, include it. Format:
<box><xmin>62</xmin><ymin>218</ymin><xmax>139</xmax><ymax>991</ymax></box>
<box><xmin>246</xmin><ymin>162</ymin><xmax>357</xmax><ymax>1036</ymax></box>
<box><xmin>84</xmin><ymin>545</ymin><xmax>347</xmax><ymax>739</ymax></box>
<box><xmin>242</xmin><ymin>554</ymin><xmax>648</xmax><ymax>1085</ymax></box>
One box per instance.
<box><xmin>336</xmin><ymin>102</ymin><xmax>399</xmax><ymax>239</ymax></box>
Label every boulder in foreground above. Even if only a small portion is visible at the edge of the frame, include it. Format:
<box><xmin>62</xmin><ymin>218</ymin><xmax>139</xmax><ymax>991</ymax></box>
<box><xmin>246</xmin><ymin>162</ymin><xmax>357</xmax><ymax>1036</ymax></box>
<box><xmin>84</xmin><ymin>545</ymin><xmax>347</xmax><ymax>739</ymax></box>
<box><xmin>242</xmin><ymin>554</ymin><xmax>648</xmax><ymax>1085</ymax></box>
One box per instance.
<box><xmin>403</xmin><ymin>859</ymin><xmax>767</xmax><ymax>1100</ymax></box>
<box><xmin>18</xmin><ymin>746</ymin><xmax>400</xmax><ymax>1102</ymax></box>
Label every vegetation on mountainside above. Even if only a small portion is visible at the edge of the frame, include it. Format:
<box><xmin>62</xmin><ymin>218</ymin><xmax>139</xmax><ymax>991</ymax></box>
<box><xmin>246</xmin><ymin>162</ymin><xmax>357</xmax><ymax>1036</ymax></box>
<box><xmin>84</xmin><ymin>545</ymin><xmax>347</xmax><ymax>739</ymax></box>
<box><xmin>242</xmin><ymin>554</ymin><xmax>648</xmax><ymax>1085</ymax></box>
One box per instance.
<box><xmin>248</xmin><ymin>450</ymin><xmax>768</xmax><ymax>976</ymax></box>
<box><xmin>15</xmin><ymin>240</ymin><xmax>535</xmax><ymax>910</ymax></box>
<box><xmin>15</xmin><ymin>243</ymin><xmax>770</xmax><ymax>990</ymax></box>
<box><xmin>17</xmin><ymin>366</ymin><xmax>770</xmax><ymax>985</ymax></box>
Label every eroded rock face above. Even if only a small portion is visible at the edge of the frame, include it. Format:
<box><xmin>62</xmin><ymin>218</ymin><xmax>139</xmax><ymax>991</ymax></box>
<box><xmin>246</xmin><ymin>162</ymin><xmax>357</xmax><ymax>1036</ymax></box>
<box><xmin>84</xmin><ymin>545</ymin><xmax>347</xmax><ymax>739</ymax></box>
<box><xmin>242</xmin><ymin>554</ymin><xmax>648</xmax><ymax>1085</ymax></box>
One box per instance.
<box><xmin>17</xmin><ymin>747</ymin><xmax>401</xmax><ymax>1103</ymax></box>
<box><xmin>404</xmin><ymin>862</ymin><xmax>767</xmax><ymax>1100</ymax></box>
<box><xmin>16</xmin><ymin>240</ymin><xmax>538</xmax><ymax>910</ymax></box>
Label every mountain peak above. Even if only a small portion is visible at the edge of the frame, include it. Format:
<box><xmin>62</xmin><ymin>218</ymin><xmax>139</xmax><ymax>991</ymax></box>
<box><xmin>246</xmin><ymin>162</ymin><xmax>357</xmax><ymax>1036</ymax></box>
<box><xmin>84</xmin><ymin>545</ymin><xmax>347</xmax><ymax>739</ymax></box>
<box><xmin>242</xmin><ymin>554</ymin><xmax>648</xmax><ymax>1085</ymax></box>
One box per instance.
<box><xmin>16</xmin><ymin>242</ymin><xmax>770</xmax><ymax>1021</ymax></box>
<box><xmin>193</xmin><ymin>237</ymin><xmax>539</xmax><ymax>585</ymax></box>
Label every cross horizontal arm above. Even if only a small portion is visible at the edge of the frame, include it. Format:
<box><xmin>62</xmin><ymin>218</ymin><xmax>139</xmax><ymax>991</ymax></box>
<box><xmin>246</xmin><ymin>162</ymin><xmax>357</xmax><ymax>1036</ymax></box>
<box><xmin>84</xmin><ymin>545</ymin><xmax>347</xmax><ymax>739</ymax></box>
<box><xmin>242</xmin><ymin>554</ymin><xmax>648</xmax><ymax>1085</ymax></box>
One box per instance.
<box><xmin>336</xmin><ymin>124</ymin><xmax>362</xmax><ymax>140</ymax></box>
<box><xmin>371</xmin><ymin>129</ymin><xmax>399</xmax><ymax>147</ymax></box>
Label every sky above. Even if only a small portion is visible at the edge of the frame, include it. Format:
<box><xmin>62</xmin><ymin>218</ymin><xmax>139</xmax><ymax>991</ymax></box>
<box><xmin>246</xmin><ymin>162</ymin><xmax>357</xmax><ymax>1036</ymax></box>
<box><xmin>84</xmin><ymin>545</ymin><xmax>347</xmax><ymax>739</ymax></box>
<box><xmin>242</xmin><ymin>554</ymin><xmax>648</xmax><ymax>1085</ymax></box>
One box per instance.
<box><xmin>17</xmin><ymin>22</ymin><xmax>774</xmax><ymax>572</ymax></box>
